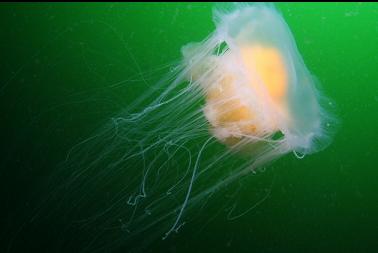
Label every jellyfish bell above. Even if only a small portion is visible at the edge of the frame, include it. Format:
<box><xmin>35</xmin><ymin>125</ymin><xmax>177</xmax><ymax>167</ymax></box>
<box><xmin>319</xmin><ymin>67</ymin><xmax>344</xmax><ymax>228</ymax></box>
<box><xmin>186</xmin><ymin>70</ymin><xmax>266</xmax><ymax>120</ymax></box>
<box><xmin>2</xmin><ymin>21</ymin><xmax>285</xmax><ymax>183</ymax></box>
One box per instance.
<box><xmin>182</xmin><ymin>3</ymin><xmax>335</xmax><ymax>159</ymax></box>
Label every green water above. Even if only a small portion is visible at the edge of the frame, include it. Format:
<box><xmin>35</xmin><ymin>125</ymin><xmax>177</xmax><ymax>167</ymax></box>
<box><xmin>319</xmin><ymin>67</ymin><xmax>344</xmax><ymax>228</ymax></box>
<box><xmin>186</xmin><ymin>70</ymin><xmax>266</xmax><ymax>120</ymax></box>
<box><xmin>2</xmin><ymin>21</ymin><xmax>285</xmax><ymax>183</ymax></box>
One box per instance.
<box><xmin>1</xmin><ymin>3</ymin><xmax>378</xmax><ymax>252</ymax></box>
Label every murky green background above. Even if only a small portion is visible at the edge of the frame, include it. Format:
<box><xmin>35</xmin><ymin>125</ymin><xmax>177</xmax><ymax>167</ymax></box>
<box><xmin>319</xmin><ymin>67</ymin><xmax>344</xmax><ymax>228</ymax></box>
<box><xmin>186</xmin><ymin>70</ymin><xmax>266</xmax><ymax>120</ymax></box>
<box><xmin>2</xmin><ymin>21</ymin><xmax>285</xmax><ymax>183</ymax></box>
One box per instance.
<box><xmin>1</xmin><ymin>2</ymin><xmax>378</xmax><ymax>252</ymax></box>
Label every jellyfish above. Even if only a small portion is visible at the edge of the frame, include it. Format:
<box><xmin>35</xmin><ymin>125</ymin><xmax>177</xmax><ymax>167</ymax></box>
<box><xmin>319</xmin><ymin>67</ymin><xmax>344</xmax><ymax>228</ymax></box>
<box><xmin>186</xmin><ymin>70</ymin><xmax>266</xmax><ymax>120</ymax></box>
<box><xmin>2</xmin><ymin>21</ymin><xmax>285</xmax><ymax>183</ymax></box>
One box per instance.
<box><xmin>33</xmin><ymin>3</ymin><xmax>336</xmax><ymax>253</ymax></box>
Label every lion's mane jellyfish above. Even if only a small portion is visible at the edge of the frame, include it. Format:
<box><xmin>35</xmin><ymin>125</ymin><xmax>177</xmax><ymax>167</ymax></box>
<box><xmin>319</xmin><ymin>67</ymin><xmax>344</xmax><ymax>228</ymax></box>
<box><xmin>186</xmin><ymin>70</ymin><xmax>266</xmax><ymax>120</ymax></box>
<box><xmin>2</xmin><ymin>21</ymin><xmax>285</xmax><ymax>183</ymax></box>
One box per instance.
<box><xmin>45</xmin><ymin>3</ymin><xmax>337</xmax><ymax>252</ymax></box>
